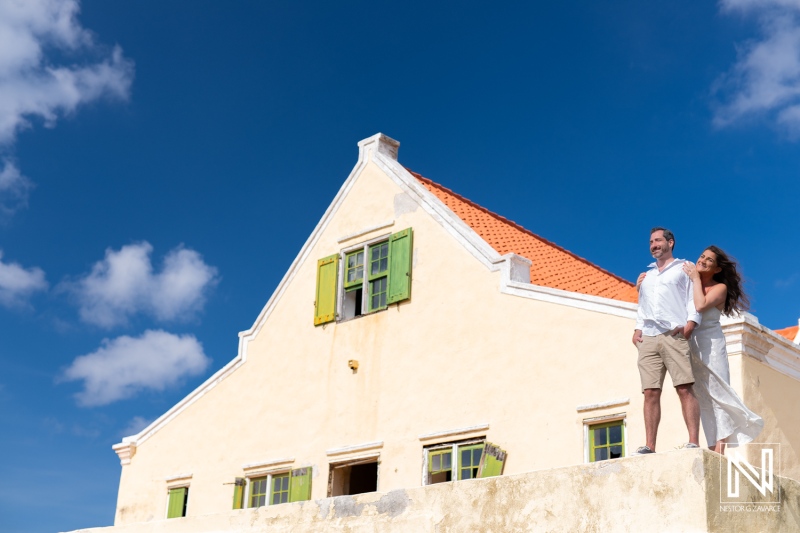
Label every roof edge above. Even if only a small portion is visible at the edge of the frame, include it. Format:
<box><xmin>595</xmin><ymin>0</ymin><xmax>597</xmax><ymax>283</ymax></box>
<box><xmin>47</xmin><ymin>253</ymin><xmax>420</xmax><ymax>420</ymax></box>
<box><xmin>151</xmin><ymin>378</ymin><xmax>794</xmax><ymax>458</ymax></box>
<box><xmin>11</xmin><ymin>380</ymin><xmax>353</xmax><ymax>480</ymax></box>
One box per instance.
<box><xmin>410</xmin><ymin>172</ymin><xmax>636</xmax><ymax>291</ymax></box>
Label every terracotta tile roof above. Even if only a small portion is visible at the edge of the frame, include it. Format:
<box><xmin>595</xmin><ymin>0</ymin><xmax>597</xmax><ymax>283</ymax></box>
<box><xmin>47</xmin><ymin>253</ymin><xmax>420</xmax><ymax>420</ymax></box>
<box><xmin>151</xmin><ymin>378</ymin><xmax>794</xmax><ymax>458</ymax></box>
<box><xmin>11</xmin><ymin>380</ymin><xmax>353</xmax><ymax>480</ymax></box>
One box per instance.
<box><xmin>410</xmin><ymin>170</ymin><xmax>639</xmax><ymax>303</ymax></box>
<box><xmin>775</xmin><ymin>325</ymin><xmax>798</xmax><ymax>343</ymax></box>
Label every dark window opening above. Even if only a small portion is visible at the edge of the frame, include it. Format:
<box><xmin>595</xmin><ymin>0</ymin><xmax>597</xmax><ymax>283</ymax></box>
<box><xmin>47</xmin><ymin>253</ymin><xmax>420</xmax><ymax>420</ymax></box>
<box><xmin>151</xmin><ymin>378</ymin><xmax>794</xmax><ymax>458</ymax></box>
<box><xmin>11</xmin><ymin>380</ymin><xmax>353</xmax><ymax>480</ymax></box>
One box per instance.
<box><xmin>342</xmin><ymin>287</ymin><xmax>363</xmax><ymax>320</ymax></box>
<box><xmin>328</xmin><ymin>460</ymin><xmax>378</xmax><ymax>496</ymax></box>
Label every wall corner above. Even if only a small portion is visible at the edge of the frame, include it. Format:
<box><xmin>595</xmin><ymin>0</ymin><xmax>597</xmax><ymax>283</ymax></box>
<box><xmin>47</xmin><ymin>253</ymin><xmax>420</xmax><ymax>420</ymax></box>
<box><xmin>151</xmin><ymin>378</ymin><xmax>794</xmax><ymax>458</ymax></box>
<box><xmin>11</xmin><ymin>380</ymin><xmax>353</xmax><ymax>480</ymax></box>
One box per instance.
<box><xmin>358</xmin><ymin>133</ymin><xmax>400</xmax><ymax>162</ymax></box>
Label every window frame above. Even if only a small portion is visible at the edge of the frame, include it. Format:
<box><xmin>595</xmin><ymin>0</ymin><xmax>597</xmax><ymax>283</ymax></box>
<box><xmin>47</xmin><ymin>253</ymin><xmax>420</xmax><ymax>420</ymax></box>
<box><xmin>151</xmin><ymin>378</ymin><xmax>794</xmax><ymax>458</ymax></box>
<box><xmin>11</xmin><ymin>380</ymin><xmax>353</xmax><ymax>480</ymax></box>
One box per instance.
<box><xmin>583</xmin><ymin>414</ymin><xmax>627</xmax><ymax>463</ymax></box>
<box><xmin>247</xmin><ymin>475</ymin><xmax>269</xmax><ymax>508</ymax></box>
<box><xmin>326</xmin><ymin>455</ymin><xmax>381</xmax><ymax>497</ymax></box>
<box><xmin>343</xmin><ymin>249</ymin><xmax>365</xmax><ymax>290</ymax></box>
<box><xmin>246</xmin><ymin>471</ymin><xmax>289</xmax><ymax>508</ymax></box>
<box><xmin>337</xmin><ymin>233</ymin><xmax>392</xmax><ymax>321</ymax></box>
<box><xmin>422</xmin><ymin>437</ymin><xmax>486</xmax><ymax>486</ymax></box>
<box><xmin>244</xmin><ymin>468</ymin><xmax>310</xmax><ymax>507</ymax></box>
<box><xmin>270</xmin><ymin>472</ymin><xmax>291</xmax><ymax>505</ymax></box>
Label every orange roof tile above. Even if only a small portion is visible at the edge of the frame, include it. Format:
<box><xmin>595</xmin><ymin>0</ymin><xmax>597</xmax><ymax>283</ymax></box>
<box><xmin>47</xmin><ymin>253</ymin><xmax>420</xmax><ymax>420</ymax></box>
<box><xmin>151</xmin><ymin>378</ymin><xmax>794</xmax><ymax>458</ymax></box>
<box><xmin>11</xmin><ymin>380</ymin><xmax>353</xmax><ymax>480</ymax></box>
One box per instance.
<box><xmin>775</xmin><ymin>325</ymin><xmax>798</xmax><ymax>343</ymax></box>
<box><xmin>410</xmin><ymin>171</ymin><xmax>639</xmax><ymax>303</ymax></box>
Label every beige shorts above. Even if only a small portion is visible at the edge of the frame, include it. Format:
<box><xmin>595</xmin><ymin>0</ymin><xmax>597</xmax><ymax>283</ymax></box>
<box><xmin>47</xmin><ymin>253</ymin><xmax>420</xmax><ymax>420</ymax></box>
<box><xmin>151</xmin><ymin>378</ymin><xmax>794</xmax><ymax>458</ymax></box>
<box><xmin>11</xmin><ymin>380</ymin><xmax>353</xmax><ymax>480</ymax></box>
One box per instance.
<box><xmin>637</xmin><ymin>333</ymin><xmax>694</xmax><ymax>391</ymax></box>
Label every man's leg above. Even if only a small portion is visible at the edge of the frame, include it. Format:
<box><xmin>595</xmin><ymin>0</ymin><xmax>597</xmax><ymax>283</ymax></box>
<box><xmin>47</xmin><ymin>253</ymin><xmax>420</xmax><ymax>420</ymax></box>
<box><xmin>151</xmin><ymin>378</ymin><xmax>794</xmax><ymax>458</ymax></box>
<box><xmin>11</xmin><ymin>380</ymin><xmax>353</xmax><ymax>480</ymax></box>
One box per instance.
<box><xmin>643</xmin><ymin>388</ymin><xmax>662</xmax><ymax>451</ymax></box>
<box><xmin>675</xmin><ymin>384</ymin><xmax>700</xmax><ymax>446</ymax></box>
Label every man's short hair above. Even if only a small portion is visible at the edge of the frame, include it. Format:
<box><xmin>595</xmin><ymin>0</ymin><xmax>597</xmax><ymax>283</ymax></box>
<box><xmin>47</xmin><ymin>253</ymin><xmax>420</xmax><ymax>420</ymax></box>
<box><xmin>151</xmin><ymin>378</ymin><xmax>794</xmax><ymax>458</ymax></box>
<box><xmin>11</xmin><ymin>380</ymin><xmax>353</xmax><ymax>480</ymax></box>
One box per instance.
<box><xmin>650</xmin><ymin>226</ymin><xmax>675</xmax><ymax>250</ymax></box>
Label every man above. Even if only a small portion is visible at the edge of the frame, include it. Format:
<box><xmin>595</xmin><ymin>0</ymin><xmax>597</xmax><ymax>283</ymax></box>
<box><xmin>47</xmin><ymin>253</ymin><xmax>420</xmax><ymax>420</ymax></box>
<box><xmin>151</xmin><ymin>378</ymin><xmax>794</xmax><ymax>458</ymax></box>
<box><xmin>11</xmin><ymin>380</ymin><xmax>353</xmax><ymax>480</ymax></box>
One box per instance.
<box><xmin>632</xmin><ymin>227</ymin><xmax>701</xmax><ymax>454</ymax></box>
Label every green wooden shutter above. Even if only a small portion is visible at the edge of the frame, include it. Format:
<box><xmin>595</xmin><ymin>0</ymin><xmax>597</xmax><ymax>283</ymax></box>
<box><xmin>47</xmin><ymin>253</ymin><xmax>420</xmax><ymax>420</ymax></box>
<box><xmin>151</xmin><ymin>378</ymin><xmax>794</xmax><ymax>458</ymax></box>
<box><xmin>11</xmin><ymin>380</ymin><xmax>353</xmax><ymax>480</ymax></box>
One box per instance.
<box><xmin>387</xmin><ymin>228</ymin><xmax>413</xmax><ymax>304</ymax></box>
<box><xmin>314</xmin><ymin>254</ymin><xmax>339</xmax><ymax>325</ymax></box>
<box><xmin>232</xmin><ymin>478</ymin><xmax>245</xmax><ymax>509</ymax></box>
<box><xmin>167</xmin><ymin>487</ymin><xmax>187</xmax><ymax>518</ymax></box>
<box><xmin>478</xmin><ymin>442</ymin><xmax>507</xmax><ymax>478</ymax></box>
<box><xmin>288</xmin><ymin>467</ymin><xmax>312</xmax><ymax>502</ymax></box>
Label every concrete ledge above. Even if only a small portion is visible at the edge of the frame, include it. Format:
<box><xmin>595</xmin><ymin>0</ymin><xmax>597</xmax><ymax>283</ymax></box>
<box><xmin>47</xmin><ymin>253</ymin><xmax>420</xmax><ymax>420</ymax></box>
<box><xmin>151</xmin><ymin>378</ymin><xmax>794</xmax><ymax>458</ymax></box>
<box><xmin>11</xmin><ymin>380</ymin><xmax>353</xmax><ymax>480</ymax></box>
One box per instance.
<box><xmin>65</xmin><ymin>450</ymin><xmax>800</xmax><ymax>533</ymax></box>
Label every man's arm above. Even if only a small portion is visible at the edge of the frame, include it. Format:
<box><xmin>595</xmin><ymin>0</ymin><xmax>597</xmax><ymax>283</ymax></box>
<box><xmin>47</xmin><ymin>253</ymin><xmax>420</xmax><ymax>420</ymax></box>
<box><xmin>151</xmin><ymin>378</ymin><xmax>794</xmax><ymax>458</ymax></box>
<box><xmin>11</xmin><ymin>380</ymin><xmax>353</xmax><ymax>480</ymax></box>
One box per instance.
<box><xmin>685</xmin><ymin>277</ymin><xmax>702</xmax><ymax>327</ymax></box>
<box><xmin>632</xmin><ymin>329</ymin><xmax>643</xmax><ymax>346</ymax></box>
<box><xmin>635</xmin><ymin>271</ymin><xmax>648</xmax><ymax>331</ymax></box>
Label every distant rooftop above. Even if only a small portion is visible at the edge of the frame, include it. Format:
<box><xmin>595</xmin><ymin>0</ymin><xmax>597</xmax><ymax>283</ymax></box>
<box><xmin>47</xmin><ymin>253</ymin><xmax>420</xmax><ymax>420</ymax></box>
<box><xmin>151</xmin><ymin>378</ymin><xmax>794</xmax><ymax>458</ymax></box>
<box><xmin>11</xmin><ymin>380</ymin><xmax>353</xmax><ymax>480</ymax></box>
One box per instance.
<box><xmin>776</xmin><ymin>324</ymin><xmax>799</xmax><ymax>343</ymax></box>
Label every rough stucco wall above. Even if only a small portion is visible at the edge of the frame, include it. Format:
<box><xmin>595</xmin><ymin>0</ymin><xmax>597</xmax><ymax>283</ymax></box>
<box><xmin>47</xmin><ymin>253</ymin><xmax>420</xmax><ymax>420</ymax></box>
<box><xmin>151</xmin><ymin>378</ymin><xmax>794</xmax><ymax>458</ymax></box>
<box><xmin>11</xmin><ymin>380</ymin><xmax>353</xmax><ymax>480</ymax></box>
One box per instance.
<box><xmin>112</xmin><ymin>155</ymin><xmax>723</xmax><ymax>523</ymax></box>
<box><xmin>73</xmin><ymin>450</ymin><xmax>800</xmax><ymax>533</ymax></box>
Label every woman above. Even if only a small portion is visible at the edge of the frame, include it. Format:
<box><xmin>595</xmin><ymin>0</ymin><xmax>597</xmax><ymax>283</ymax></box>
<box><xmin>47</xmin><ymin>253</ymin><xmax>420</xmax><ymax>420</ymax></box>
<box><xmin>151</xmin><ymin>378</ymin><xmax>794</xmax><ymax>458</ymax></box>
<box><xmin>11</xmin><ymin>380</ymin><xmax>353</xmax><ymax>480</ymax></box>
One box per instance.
<box><xmin>681</xmin><ymin>246</ymin><xmax>763</xmax><ymax>453</ymax></box>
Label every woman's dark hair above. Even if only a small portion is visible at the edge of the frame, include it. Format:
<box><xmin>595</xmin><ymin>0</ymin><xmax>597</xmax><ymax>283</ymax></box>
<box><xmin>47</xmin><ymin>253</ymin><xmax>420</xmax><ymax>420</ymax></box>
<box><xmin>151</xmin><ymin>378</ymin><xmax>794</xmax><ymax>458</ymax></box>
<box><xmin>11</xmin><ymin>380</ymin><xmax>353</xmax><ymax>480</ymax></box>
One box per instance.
<box><xmin>705</xmin><ymin>245</ymin><xmax>749</xmax><ymax>316</ymax></box>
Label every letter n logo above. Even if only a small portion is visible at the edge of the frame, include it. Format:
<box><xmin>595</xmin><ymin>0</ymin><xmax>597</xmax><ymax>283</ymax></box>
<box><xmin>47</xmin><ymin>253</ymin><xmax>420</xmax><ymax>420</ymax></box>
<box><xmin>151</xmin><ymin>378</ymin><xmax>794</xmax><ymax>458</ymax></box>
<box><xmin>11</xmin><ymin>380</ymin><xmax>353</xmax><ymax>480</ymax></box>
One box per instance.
<box><xmin>727</xmin><ymin>449</ymin><xmax>773</xmax><ymax>497</ymax></box>
<box><xmin>721</xmin><ymin>444</ymin><xmax>781</xmax><ymax>504</ymax></box>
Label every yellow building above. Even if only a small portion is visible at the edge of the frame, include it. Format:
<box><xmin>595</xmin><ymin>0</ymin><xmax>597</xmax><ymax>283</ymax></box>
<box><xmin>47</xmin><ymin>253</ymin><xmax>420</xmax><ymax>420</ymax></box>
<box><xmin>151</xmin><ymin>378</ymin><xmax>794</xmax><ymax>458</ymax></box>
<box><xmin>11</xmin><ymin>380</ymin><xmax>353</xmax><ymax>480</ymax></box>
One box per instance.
<box><xmin>103</xmin><ymin>134</ymin><xmax>800</xmax><ymax>529</ymax></box>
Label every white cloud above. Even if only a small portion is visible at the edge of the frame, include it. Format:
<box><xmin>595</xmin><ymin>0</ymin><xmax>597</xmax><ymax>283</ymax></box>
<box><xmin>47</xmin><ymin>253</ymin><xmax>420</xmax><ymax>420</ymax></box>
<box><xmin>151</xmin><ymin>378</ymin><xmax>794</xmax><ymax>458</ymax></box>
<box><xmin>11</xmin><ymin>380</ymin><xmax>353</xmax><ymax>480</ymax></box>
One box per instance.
<box><xmin>715</xmin><ymin>0</ymin><xmax>800</xmax><ymax>134</ymax></box>
<box><xmin>0</xmin><ymin>250</ymin><xmax>47</xmax><ymax>307</ymax></box>
<box><xmin>60</xmin><ymin>329</ymin><xmax>211</xmax><ymax>406</ymax></box>
<box><xmin>120</xmin><ymin>415</ymin><xmax>152</xmax><ymax>437</ymax></box>
<box><xmin>68</xmin><ymin>242</ymin><xmax>219</xmax><ymax>328</ymax></box>
<box><xmin>0</xmin><ymin>0</ymin><xmax>133</xmax><ymax>146</ymax></box>
<box><xmin>0</xmin><ymin>159</ymin><xmax>32</xmax><ymax>217</ymax></box>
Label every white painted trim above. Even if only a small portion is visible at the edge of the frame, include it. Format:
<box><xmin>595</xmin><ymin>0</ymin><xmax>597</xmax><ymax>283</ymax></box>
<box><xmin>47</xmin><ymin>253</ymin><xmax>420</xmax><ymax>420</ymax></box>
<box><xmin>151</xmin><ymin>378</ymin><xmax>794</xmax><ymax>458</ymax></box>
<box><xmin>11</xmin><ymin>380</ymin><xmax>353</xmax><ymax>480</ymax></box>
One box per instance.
<box><xmin>582</xmin><ymin>412</ymin><xmax>627</xmax><ymax>423</ymax></box>
<box><xmin>576</xmin><ymin>398</ymin><xmax>630</xmax><ymax>413</ymax></box>
<box><xmin>418</xmin><ymin>424</ymin><xmax>490</xmax><ymax>441</ymax></box>
<box><xmin>337</xmin><ymin>221</ymin><xmax>395</xmax><ymax>243</ymax></box>
<box><xmin>723</xmin><ymin>313</ymin><xmax>800</xmax><ymax>382</ymax></box>
<box><xmin>502</xmin><ymin>280</ymin><xmax>638</xmax><ymax>319</ymax></box>
<box><xmin>242</xmin><ymin>458</ymin><xmax>295</xmax><ymax>471</ymax></box>
<box><xmin>165</xmin><ymin>473</ymin><xmax>192</xmax><ymax>483</ymax></box>
<box><xmin>326</xmin><ymin>441</ymin><xmax>384</xmax><ymax>456</ymax></box>
<box><xmin>112</xmin><ymin>442</ymin><xmax>136</xmax><ymax>465</ymax></box>
<box><xmin>328</xmin><ymin>452</ymin><xmax>381</xmax><ymax>466</ymax></box>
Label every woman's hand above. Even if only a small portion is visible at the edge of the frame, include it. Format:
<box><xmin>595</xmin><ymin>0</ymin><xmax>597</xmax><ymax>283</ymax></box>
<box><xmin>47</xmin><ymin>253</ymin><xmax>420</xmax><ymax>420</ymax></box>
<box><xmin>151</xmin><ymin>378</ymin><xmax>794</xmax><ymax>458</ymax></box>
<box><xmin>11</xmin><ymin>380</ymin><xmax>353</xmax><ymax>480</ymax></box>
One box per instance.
<box><xmin>636</xmin><ymin>272</ymin><xmax>646</xmax><ymax>291</ymax></box>
<box><xmin>682</xmin><ymin>261</ymin><xmax>699</xmax><ymax>280</ymax></box>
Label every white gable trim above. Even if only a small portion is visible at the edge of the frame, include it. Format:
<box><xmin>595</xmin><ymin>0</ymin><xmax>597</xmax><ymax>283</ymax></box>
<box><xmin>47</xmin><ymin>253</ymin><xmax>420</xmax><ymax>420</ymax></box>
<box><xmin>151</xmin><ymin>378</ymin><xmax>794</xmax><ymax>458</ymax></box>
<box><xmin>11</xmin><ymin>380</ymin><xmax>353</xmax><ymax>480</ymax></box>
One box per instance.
<box><xmin>110</xmin><ymin>133</ymin><xmax>637</xmax><ymax>460</ymax></box>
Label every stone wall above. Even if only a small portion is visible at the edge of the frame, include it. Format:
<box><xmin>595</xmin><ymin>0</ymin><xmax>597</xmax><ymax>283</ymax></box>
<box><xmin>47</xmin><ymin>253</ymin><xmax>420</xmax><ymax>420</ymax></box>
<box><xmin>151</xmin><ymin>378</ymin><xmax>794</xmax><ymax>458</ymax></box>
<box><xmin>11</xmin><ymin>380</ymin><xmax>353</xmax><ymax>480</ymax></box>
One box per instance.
<box><xmin>66</xmin><ymin>449</ymin><xmax>800</xmax><ymax>533</ymax></box>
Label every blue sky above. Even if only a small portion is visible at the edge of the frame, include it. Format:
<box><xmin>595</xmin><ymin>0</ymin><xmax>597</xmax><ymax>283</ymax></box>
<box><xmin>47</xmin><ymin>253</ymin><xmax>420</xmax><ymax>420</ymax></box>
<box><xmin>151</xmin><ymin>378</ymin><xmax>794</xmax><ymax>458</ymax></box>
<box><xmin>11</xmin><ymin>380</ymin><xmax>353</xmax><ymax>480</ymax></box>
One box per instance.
<box><xmin>1</xmin><ymin>1</ymin><xmax>799</xmax><ymax>531</ymax></box>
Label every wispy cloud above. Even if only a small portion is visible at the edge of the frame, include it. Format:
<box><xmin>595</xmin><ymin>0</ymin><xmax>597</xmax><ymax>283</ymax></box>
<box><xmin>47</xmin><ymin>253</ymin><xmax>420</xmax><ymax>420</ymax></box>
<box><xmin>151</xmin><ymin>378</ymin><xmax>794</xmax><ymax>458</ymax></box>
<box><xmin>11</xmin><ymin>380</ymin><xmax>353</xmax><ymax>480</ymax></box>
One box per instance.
<box><xmin>0</xmin><ymin>250</ymin><xmax>47</xmax><ymax>307</ymax></box>
<box><xmin>120</xmin><ymin>415</ymin><xmax>153</xmax><ymax>437</ymax></box>
<box><xmin>60</xmin><ymin>329</ymin><xmax>211</xmax><ymax>406</ymax></box>
<box><xmin>0</xmin><ymin>0</ymin><xmax>133</xmax><ymax>216</ymax></box>
<box><xmin>0</xmin><ymin>159</ymin><xmax>32</xmax><ymax>218</ymax></box>
<box><xmin>41</xmin><ymin>416</ymin><xmax>100</xmax><ymax>438</ymax></box>
<box><xmin>775</xmin><ymin>272</ymin><xmax>799</xmax><ymax>287</ymax></box>
<box><xmin>65</xmin><ymin>242</ymin><xmax>219</xmax><ymax>328</ymax></box>
<box><xmin>714</xmin><ymin>0</ymin><xmax>800</xmax><ymax>135</ymax></box>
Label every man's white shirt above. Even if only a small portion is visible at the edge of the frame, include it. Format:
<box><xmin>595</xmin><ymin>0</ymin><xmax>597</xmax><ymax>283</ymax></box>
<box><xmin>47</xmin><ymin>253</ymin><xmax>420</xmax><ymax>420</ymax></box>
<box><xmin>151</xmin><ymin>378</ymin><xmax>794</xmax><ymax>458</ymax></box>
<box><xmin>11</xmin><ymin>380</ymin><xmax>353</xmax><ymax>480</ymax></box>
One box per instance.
<box><xmin>635</xmin><ymin>258</ymin><xmax>702</xmax><ymax>336</ymax></box>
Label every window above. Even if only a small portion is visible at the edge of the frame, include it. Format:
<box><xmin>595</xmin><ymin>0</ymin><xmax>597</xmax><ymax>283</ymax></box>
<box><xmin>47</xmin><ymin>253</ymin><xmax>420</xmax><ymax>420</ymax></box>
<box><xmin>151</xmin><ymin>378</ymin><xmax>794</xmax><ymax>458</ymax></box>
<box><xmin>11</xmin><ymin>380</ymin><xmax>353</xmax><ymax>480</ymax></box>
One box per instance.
<box><xmin>328</xmin><ymin>458</ymin><xmax>379</xmax><ymax>496</ymax></box>
<box><xmin>249</xmin><ymin>476</ymin><xmax>268</xmax><ymax>507</ymax></box>
<box><xmin>166</xmin><ymin>487</ymin><xmax>188</xmax><ymax>518</ymax></box>
<box><xmin>237</xmin><ymin>468</ymin><xmax>313</xmax><ymax>509</ymax></box>
<box><xmin>424</xmin><ymin>440</ymin><xmax>507</xmax><ymax>485</ymax></box>
<box><xmin>270</xmin><ymin>473</ymin><xmax>290</xmax><ymax>505</ymax></box>
<box><xmin>588</xmin><ymin>420</ymin><xmax>625</xmax><ymax>462</ymax></box>
<box><xmin>314</xmin><ymin>228</ymin><xmax>413</xmax><ymax>325</ymax></box>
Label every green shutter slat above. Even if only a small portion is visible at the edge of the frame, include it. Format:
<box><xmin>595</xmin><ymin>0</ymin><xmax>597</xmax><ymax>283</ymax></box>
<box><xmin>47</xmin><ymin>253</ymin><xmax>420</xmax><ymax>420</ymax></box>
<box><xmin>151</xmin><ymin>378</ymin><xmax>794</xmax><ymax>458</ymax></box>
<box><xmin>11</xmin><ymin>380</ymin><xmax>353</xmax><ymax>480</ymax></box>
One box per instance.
<box><xmin>232</xmin><ymin>478</ymin><xmax>245</xmax><ymax>509</ymax></box>
<box><xmin>167</xmin><ymin>487</ymin><xmax>187</xmax><ymax>518</ymax></box>
<box><xmin>288</xmin><ymin>467</ymin><xmax>312</xmax><ymax>502</ymax></box>
<box><xmin>478</xmin><ymin>442</ymin><xmax>507</xmax><ymax>478</ymax></box>
<box><xmin>314</xmin><ymin>254</ymin><xmax>339</xmax><ymax>325</ymax></box>
<box><xmin>387</xmin><ymin>228</ymin><xmax>412</xmax><ymax>304</ymax></box>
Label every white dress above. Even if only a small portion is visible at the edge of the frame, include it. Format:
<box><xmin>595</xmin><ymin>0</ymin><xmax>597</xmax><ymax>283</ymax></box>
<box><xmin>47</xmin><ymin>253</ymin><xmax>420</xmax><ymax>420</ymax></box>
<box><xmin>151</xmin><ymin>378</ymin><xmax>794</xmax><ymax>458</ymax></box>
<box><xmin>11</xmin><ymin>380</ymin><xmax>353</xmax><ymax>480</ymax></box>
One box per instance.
<box><xmin>689</xmin><ymin>307</ymin><xmax>764</xmax><ymax>446</ymax></box>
